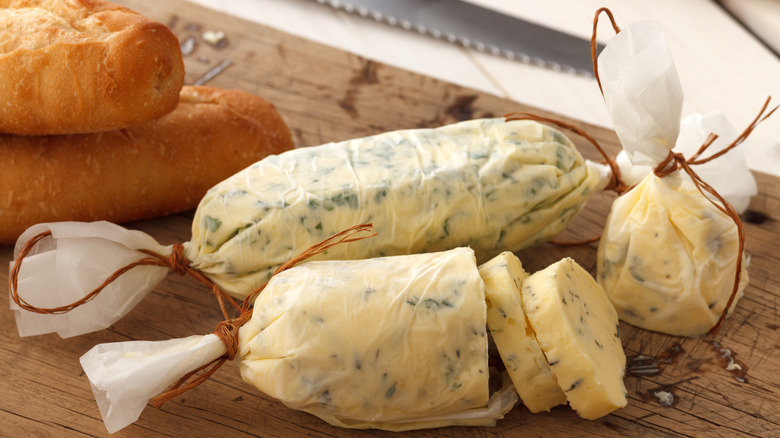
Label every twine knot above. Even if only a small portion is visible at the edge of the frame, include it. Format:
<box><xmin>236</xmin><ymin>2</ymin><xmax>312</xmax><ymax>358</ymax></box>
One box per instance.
<box><xmin>653</xmin><ymin>151</ymin><xmax>687</xmax><ymax>178</ymax></box>
<box><xmin>213</xmin><ymin>320</ymin><xmax>241</xmax><ymax>361</ymax></box>
<box><xmin>166</xmin><ymin>243</ymin><xmax>191</xmax><ymax>276</ymax></box>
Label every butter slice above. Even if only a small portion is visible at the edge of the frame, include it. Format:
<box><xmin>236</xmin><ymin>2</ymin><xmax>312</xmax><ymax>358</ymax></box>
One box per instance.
<box><xmin>238</xmin><ymin>248</ymin><xmax>500</xmax><ymax>430</ymax></box>
<box><xmin>520</xmin><ymin>258</ymin><xmax>627</xmax><ymax>419</ymax></box>
<box><xmin>478</xmin><ymin>252</ymin><xmax>566</xmax><ymax>413</ymax></box>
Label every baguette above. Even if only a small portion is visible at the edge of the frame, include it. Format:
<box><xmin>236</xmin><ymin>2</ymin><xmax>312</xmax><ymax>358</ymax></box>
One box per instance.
<box><xmin>0</xmin><ymin>85</ymin><xmax>294</xmax><ymax>244</ymax></box>
<box><xmin>0</xmin><ymin>0</ymin><xmax>184</xmax><ymax>135</ymax></box>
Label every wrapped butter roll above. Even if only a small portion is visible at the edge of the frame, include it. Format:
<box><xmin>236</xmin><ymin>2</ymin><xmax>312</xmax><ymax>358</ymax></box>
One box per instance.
<box><xmin>597</xmin><ymin>172</ymin><xmax>747</xmax><ymax>336</ymax></box>
<box><xmin>81</xmin><ymin>248</ymin><xmax>518</xmax><ymax>433</ymax></box>
<box><xmin>185</xmin><ymin>118</ymin><xmax>609</xmax><ymax>298</ymax></box>
<box><xmin>238</xmin><ymin>247</ymin><xmax>515</xmax><ymax>430</ymax></box>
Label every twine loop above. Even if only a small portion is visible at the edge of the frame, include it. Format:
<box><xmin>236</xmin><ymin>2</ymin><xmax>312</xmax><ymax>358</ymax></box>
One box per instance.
<box><xmin>9</xmin><ymin>222</ymin><xmax>376</xmax><ymax>409</ymax></box>
<box><xmin>653</xmin><ymin>151</ymin><xmax>687</xmax><ymax>178</ymax></box>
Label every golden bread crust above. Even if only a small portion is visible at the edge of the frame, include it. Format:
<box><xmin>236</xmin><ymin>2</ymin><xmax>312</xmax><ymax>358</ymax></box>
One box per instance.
<box><xmin>0</xmin><ymin>0</ymin><xmax>184</xmax><ymax>135</ymax></box>
<box><xmin>0</xmin><ymin>86</ymin><xmax>295</xmax><ymax>244</ymax></box>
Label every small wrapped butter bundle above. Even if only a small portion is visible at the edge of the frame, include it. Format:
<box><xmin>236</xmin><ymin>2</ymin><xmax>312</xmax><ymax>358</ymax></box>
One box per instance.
<box><xmin>80</xmin><ymin>247</ymin><xmax>518</xmax><ymax>433</ymax></box>
<box><xmin>593</xmin><ymin>15</ymin><xmax>768</xmax><ymax>336</ymax></box>
<box><xmin>184</xmin><ymin>118</ymin><xmax>610</xmax><ymax>298</ymax></box>
<box><xmin>11</xmin><ymin>117</ymin><xmax>610</xmax><ymax>338</ymax></box>
<box><xmin>598</xmin><ymin>172</ymin><xmax>748</xmax><ymax>336</ymax></box>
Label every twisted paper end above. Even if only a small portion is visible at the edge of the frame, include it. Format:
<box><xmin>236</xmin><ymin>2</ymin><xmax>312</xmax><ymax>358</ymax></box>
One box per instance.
<box><xmin>9</xmin><ymin>232</ymin><xmax>241</xmax><ymax>317</ymax></box>
<box><xmin>9</xmin><ymin>232</ymin><xmax>191</xmax><ymax>315</ymax></box>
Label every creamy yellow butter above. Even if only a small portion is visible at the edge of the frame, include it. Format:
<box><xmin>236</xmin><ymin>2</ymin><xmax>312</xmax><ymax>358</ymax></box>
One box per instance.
<box><xmin>521</xmin><ymin>258</ymin><xmax>627</xmax><ymax>420</ymax></box>
<box><xmin>478</xmin><ymin>252</ymin><xmax>566</xmax><ymax>413</ymax></box>
<box><xmin>184</xmin><ymin>118</ymin><xmax>606</xmax><ymax>298</ymax></box>
<box><xmin>597</xmin><ymin>172</ymin><xmax>747</xmax><ymax>336</ymax></box>
<box><xmin>237</xmin><ymin>248</ymin><xmax>511</xmax><ymax>430</ymax></box>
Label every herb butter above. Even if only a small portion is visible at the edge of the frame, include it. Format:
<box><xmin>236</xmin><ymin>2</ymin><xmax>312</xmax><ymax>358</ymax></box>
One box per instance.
<box><xmin>478</xmin><ymin>251</ymin><xmax>566</xmax><ymax>413</ymax></box>
<box><xmin>521</xmin><ymin>258</ymin><xmax>627</xmax><ymax>420</ymax></box>
<box><xmin>597</xmin><ymin>173</ymin><xmax>747</xmax><ymax>336</ymax></box>
<box><xmin>185</xmin><ymin>118</ymin><xmax>607</xmax><ymax>298</ymax></box>
<box><xmin>237</xmin><ymin>247</ymin><xmax>511</xmax><ymax>430</ymax></box>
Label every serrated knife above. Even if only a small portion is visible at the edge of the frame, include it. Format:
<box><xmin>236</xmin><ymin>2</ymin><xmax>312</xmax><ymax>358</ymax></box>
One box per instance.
<box><xmin>313</xmin><ymin>0</ymin><xmax>602</xmax><ymax>77</ymax></box>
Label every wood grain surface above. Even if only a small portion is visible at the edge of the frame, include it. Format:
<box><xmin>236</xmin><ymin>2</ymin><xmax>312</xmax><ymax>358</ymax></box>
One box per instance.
<box><xmin>2</xmin><ymin>0</ymin><xmax>778</xmax><ymax>436</ymax></box>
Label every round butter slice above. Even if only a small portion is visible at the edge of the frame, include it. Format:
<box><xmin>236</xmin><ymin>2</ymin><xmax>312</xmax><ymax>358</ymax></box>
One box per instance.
<box><xmin>479</xmin><ymin>252</ymin><xmax>567</xmax><ymax>413</ymax></box>
<box><xmin>520</xmin><ymin>258</ymin><xmax>627</xmax><ymax>420</ymax></box>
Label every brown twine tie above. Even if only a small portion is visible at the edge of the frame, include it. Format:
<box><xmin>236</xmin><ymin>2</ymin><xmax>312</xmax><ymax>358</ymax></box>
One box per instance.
<box><xmin>8</xmin><ymin>222</ymin><xmax>376</xmax><ymax>408</ymax></box>
<box><xmin>651</xmin><ymin>99</ymin><xmax>775</xmax><ymax>336</ymax></box>
<box><xmin>9</xmin><ymin>233</ymin><xmax>240</xmax><ymax>316</ymax></box>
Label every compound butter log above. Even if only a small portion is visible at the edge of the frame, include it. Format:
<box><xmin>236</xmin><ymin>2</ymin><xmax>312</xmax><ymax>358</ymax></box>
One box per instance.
<box><xmin>0</xmin><ymin>0</ymin><xmax>184</xmax><ymax>135</ymax></box>
<box><xmin>0</xmin><ymin>85</ymin><xmax>294</xmax><ymax>244</ymax></box>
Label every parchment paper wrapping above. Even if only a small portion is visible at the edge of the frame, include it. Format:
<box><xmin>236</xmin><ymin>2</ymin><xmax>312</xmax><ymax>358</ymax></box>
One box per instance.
<box><xmin>597</xmin><ymin>172</ymin><xmax>747</xmax><ymax>336</ymax></box>
<box><xmin>10</xmin><ymin>118</ymin><xmax>613</xmax><ymax>337</ymax></box>
<box><xmin>80</xmin><ymin>334</ymin><xmax>226</xmax><ymax>433</ymax></box>
<box><xmin>598</xmin><ymin>20</ymin><xmax>683</xmax><ymax>167</ymax></box>
<box><xmin>9</xmin><ymin>221</ymin><xmax>172</xmax><ymax>338</ymax></box>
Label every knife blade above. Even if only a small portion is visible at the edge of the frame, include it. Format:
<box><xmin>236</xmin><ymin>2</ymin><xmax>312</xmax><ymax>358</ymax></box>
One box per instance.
<box><xmin>314</xmin><ymin>0</ymin><xmax>602</xmax><ymax>77</ymax></box>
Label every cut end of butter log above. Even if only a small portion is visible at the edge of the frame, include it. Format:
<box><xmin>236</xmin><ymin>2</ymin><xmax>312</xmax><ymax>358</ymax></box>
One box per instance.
<box><xmin>479</xmin><ymin>252</ymin><xmax>567</xmax><ymax>413</ymax></box>
<box><xmin>521</xmin><ymin>258</ymin><xmax>627</xmax><ymax>420</ymax></box>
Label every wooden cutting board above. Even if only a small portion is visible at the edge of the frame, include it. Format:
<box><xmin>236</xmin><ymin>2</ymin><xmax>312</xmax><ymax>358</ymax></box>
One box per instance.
<box><xmin>2</xmin><ymin>0</ymin><xmax>778</xmax><ymax>436</ymax></box>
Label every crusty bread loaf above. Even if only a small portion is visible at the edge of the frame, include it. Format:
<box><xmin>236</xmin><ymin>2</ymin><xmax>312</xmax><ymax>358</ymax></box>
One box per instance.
<box><xmin>0</xmin><ymin>86</ymin><xmax>294</xmax><ymax>244</ymax></box>
<box><xmin>0</xmin><ymin>0</ymin><xmax>184</xmax><ymax>135</ymax></box>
